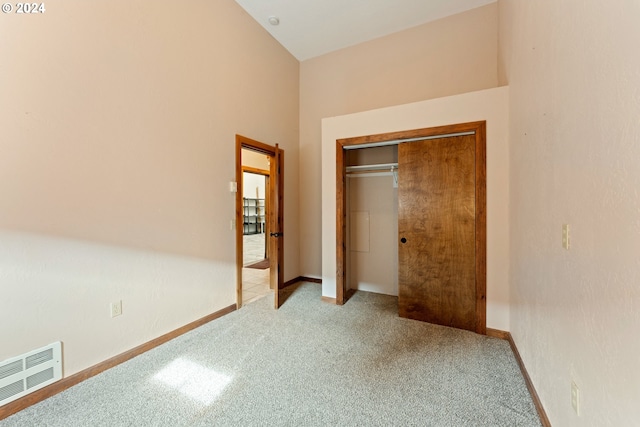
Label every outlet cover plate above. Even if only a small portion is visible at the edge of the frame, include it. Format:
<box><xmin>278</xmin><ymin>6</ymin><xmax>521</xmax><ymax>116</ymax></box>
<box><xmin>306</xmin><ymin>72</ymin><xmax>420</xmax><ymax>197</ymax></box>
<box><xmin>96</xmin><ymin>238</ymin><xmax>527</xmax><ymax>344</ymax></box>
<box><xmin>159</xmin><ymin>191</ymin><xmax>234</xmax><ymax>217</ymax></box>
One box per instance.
<box><xmin>571</xmin><ymin>381</ymin><xmax>580</xmax><ymax>415</ymax></box>
<box><xmin>110</xmin><ymin>300</ymin><xmax>122</xmax><ymax>318</ymax></box>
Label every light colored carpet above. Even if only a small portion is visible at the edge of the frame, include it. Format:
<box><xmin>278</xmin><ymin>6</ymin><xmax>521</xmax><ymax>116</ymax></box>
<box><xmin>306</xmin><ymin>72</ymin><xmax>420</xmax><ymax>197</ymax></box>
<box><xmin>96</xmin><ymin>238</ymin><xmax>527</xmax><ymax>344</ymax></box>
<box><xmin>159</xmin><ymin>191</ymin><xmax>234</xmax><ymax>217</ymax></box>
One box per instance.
<box><xmin>1</xmin><ymin>283</ymin><xmax>541</xmax><ymax>426</ymax></box>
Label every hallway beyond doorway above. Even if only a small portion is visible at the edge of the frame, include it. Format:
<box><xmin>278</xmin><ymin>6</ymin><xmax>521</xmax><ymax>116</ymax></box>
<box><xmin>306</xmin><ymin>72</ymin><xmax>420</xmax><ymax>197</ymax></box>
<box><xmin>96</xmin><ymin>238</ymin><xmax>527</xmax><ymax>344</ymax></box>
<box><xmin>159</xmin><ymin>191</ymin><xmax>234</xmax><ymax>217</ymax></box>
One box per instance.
<box><xmin>242</xmin><ymin>233</ymin><xmax>271</xmax><ymax>305</ymax></box>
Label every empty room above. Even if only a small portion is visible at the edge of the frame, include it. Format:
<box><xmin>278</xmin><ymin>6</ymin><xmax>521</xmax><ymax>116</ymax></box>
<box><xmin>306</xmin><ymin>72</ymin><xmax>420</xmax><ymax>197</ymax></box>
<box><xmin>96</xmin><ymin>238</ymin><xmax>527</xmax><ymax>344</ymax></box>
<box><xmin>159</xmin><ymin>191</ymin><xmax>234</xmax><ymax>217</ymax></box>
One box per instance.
<box><xmin>1</xmin><ymin>1</ymin><xmax>639</xmax><ymax>426</ymax></box>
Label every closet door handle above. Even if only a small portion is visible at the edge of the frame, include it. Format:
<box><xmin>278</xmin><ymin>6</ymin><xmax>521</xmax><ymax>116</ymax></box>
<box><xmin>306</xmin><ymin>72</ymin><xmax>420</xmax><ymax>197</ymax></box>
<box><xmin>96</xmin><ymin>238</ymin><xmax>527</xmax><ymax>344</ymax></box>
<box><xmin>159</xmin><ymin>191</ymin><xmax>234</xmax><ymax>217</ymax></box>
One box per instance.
<box><xmin>400</xmin><ymin>237</ymin><xmax>407</xmax><ymax>244</ymax></box>
<box><xmin>270</xmin><ymin>232</ymin><xmax>283</xmax><ymax>238</ymax></box>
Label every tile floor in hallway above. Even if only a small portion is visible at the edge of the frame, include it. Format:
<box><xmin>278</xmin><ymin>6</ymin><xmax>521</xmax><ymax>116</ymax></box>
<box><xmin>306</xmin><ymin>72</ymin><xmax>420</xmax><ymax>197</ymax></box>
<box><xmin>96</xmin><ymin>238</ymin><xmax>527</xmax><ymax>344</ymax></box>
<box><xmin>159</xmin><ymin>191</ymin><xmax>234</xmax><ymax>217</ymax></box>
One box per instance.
<box><xmin>242</xmin><ymin>233</ymin><xmax>271</xmax><ymax>305</ymax></box>
<box><xmin>242</xmin><ymin>267</ymin><xmax>272</xmax><ymax>305</ymax></box>
<box><xmin>243</xmin><ymin>232</ymin><xmax>268</xmax><ymax>266</ymax></box>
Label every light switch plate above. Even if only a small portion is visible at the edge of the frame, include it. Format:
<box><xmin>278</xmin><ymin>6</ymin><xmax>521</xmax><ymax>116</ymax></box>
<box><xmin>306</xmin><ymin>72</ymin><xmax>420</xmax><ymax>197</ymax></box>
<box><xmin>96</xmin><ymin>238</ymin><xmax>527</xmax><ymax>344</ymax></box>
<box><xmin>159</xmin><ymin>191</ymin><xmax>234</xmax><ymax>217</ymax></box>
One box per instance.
<box><xmin>562</xmin><ymin>224</ymin><xmax>570</xmax><ymax>250</ymax></box>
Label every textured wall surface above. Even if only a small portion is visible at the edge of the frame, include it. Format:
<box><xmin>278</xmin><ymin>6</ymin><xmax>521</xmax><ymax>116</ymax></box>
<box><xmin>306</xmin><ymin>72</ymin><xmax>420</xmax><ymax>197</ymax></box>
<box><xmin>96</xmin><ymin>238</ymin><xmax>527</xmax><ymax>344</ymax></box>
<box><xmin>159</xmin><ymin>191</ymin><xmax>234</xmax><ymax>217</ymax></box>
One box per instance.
<box><xmin>300</xmin><ymin>4</ymin><xmax>499</xmax><ymax>278</ymax></box>
<box><xmin>347</xmin><ymin>175</ymin><xmax>399</xmax><ymax>296</ymax></box>
<box><xmin>499</xmin><ymin>1</ymin><xmax>640</xmax><ymax>425</ymax></box>
<box><xmin>0</xmin><ymin>0</ymin><xmax>299</xmax><ymax>375</ymax></box>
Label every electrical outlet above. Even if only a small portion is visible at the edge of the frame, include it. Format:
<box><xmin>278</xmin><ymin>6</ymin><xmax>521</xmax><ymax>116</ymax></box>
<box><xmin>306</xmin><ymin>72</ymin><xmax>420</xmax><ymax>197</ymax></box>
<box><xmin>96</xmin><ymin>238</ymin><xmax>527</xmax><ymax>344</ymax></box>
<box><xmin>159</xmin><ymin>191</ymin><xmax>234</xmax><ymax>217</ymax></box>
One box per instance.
<box><xmin>110</xmin><ymin>300</ymin><xmax>122</xmax><ymax>318</ymax></box>
<box><xmin>571</xmin><ymin>381</ymin><xmax>580</xmax><ymax>415</ymax></box>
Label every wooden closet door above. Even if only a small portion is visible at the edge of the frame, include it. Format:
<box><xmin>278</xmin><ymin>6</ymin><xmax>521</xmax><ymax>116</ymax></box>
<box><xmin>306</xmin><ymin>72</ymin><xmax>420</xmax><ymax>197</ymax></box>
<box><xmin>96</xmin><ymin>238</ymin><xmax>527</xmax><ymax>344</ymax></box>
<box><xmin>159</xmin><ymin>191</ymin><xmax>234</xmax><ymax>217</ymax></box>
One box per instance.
<box><xmin>398</xmin><ymin>135</ymin><xmax>477</xmax><ymax>331</ymax></box>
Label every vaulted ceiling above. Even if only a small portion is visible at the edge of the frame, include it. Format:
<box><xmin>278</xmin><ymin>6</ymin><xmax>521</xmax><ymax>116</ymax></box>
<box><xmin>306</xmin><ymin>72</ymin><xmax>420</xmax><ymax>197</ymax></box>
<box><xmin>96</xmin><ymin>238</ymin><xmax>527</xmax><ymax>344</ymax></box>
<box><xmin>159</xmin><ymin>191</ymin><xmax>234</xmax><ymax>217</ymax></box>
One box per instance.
<box><xmin>233</xmin><ymin>0</ymin><xmax>496</xmax><ymax>61</ymax></box>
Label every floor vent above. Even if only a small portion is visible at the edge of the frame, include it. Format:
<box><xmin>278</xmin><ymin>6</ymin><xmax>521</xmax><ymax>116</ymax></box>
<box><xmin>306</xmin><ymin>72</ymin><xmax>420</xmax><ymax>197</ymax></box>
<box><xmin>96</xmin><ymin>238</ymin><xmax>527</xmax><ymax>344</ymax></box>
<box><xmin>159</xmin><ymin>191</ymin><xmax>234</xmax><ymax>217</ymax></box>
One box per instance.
<box><xmin>0</xmin><ymin>342</ymin><xmax>62</xmax><ymax>407</ymax></box>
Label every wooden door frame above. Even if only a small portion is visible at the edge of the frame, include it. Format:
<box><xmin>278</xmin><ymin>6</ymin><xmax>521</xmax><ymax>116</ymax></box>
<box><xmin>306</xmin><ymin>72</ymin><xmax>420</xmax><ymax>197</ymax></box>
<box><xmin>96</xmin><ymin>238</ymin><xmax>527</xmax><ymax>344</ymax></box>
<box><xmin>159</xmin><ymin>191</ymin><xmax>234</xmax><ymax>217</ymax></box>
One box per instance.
<box><xmin>235</xmin><ymin>135</ymin><xmax>284</xmax><ymax>309</ymax></box>
<box><xmin>336</xmin><ymin>121</ymin><xmax>487</xmax><ymax>334</ymax></box>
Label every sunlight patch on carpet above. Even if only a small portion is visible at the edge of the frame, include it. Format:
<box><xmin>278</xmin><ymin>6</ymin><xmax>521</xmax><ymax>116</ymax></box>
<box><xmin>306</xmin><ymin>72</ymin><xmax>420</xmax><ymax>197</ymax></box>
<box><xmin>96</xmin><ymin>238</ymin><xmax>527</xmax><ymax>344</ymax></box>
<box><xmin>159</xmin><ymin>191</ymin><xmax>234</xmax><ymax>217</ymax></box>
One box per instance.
<box><xmin>153</xmin><ymin>358</ymin><xmax>232</xmax><ymax>405</ymax></box>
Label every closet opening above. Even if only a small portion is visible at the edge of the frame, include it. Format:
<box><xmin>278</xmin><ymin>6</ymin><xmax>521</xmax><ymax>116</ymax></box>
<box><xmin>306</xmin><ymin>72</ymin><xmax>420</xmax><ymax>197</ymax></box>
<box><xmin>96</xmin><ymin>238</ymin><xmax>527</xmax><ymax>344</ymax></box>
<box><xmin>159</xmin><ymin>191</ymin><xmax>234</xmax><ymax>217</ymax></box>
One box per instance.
<box><xmin>345</xmin><ymin>145</ymin><xmax>399</xmax><ymax>299</ymax></box>
<box><xmin>336</xmin><ymin>122</ymin><xmax>487</xmax><ymax>334</ymax></box>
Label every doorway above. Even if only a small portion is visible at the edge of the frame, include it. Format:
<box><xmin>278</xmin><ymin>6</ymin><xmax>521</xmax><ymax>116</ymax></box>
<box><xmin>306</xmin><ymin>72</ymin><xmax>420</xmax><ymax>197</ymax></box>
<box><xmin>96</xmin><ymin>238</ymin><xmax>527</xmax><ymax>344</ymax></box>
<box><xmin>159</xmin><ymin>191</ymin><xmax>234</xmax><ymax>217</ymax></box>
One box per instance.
<box><xmin>235</xmin><ymin>135</ymin><xmax>284</xmax><ymax>309</ymax></box>
<box><xmin>241</xmin><ymin>161</ymin><xmax>270</xmax><ymax>305</ymax></box>
<box><xmin>336</xmin><ymin>121</ymin><xmax>486</xmax><ymax>334</ymax></box>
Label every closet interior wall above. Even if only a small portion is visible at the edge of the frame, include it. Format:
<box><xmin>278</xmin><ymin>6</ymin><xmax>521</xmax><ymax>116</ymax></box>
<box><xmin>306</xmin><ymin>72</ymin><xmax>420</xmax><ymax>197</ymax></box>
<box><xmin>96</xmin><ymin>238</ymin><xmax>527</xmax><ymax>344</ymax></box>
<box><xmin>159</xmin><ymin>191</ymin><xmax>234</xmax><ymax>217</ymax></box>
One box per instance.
<box><xmin>346</xmin><ymin>146</ymin><xmax>399</xmax><ymax>296</ymax></box>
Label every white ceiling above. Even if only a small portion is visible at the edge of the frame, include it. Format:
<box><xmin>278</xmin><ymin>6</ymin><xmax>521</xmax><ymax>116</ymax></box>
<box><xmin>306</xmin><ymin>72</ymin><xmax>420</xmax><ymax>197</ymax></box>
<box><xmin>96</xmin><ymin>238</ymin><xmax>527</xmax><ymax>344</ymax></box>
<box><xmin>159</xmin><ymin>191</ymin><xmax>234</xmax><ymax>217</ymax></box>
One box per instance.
<box><xmin>233</xmin><ymin>0</ymin><xmax>496</xmax><ymax>61</ymax></box>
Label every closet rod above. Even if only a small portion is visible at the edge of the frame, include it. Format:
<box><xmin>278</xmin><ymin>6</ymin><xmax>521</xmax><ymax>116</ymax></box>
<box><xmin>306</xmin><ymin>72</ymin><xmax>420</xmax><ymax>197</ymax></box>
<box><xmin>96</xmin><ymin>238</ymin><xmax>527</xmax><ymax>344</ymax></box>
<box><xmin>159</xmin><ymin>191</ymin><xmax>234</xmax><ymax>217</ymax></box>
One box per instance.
<box><xmin>346</xmin><ymin>164</ymin><xmax>398</xmax><ymax>187</ymax></box>
<box><xmin>345</xmin><ymin>162</ymin><xmax>397</xmax><ymax>173</ymax></box>
<box><xmin>342</xmin><ymin>131</ymin><xmax>475</xmax><ymax>150</ymax></box>
<box><xmin>346</xmin><ymin>171</ymin><xmax>394</xmax><ymax>178</ymax></box>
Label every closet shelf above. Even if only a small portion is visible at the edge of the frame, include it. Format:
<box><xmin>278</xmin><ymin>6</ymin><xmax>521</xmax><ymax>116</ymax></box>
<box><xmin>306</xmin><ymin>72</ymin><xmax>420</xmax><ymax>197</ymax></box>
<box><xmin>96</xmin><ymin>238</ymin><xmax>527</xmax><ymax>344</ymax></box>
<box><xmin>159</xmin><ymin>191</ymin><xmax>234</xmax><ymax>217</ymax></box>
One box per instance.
<box><xmin>345</xmin><ymin>163</ymin><xmax>398</xmax><ymax>173</ymax></box>
<box><xmin>346</xmin><ymin>163</ymin><xmax>398</xmax><ymax>187</ymax></box>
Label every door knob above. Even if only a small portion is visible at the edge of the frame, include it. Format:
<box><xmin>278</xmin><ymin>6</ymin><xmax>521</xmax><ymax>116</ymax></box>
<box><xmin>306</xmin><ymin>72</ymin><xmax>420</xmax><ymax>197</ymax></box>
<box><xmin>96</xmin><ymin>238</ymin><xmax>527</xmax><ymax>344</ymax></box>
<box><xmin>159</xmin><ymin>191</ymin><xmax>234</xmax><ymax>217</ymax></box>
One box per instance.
<box><xmin>270</xmin><ymin>232</ymin><xmax>283</xmax><ymax>237</ymax></box>
<box><xmin>400</xmin><ymin>237</ymin><xmax>407</xmax><ymax>244</ymax></box>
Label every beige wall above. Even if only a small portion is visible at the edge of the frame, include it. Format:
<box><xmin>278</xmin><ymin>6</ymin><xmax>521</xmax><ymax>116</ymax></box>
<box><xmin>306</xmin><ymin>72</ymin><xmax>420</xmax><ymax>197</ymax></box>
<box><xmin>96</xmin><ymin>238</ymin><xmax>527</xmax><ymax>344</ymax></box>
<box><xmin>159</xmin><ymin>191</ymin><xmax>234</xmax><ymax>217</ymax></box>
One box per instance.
<box><xmin>299</xmin><ymin>3</ymin><xmax>499</xmax><ymax>277</ymax></box>
<box><xmin>242</xmin><ymin>149</ymin><xmax>270</xmax><ymax>171</ymax></box>
<box><xmin>322</xmin><ymin>87</ymin><xmax>511</xmax><ymax>331</ymax></box>
<box><xmin>346</xmin><ymin>146</ymin><xmax>399</xmax><ymax>296</ymax></box>
<box><xmin>347</xmin><ymin>175</ymin><xmax>399</xmax><ymax>296</ymax></box>
<box><xmin>242</xmin><ymin>173</ymin><xmax>265</xmax><ymax>199</ymax></box>
<box><xmin>500</xmin><ymin>1</ymin><xmax>640</xmax><ymax>425</ymax></box>
<box><xmin>0</xmin><ymin>0</ymin><xmax>299</xmax><ymax>376</ymax></box>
